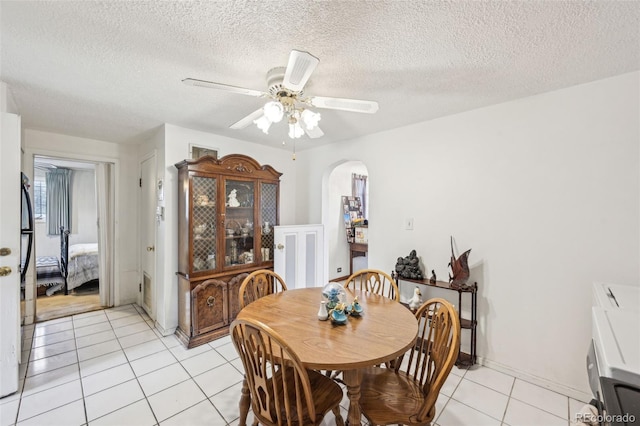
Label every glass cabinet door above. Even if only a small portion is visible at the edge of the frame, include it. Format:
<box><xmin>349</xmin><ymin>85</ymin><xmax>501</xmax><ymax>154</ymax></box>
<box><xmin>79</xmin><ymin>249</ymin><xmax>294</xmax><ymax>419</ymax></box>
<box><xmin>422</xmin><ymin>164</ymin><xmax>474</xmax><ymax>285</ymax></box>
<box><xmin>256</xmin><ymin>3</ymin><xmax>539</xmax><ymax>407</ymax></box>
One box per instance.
<box><xmin>260</xmin><ymin>182</ymin><xmax>277</xmax><ymax>261</ymax></box>
<box><xmin>192</xmin><ymin>176</ymin><xmax>217</xmax><ymax>273</ymax></box>
<box><xmin>224</xmin><ymin>180</ymin><xmax>255</xmax><ymax>267</ymax></box>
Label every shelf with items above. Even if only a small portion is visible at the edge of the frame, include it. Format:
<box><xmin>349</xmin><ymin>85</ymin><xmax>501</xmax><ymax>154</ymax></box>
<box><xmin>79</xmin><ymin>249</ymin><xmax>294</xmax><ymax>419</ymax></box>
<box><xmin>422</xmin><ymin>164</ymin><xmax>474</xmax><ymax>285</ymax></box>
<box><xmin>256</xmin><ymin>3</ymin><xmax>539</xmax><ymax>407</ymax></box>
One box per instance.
<box><xmin>392</xmin><ymin>272</ymin><xmax>477</xmax><ymax>367</ymax></box>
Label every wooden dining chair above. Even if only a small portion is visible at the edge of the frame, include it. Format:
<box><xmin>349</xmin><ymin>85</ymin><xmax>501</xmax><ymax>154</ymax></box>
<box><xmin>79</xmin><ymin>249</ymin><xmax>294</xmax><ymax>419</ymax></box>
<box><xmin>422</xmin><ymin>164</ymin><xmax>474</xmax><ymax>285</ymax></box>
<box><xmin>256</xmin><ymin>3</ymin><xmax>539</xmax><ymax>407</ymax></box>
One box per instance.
<box><xmin>327</xmin><ymin>269</ymin><xmax>400</xmax><ymax>382</ymax></box>
<box><xmin>230</xmin><ymin>318</ymin><xmax>345</xmax><ymax>426</ymax></box>
<box><xmin>358</xmin><ymin>298</ymin><xmax>461</xmax><ymax>425</ymax></box>
<box><xmin>238</xmin><ymin>269</ymin><xmax>287</xmax><ymax>309</ymax></box>
<box><xmin>343</xmin><ymin>268</ymin><xmax>399</xmax><ymax>302</ymax></box>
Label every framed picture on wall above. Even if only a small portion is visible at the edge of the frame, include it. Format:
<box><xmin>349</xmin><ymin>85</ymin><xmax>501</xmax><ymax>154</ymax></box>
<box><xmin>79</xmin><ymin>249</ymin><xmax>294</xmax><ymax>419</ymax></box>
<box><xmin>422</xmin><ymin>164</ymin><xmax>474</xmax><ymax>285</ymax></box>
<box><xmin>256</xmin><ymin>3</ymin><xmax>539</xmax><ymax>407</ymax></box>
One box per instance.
<box><xmin>190</xmin><ymin>144</ymin><xmax>219</xmax><ymax>160</ymax></box>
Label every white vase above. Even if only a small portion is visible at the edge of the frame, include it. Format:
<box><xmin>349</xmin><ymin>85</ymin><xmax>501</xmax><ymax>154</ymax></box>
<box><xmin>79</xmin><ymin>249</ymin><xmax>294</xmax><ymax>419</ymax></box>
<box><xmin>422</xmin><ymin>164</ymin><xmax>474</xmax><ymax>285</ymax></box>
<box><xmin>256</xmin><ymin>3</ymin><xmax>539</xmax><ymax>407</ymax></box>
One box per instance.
<box><xmin>317</xmin><ymin>301</ymin><xmax>328</xmax><ymax>321</ymax></box>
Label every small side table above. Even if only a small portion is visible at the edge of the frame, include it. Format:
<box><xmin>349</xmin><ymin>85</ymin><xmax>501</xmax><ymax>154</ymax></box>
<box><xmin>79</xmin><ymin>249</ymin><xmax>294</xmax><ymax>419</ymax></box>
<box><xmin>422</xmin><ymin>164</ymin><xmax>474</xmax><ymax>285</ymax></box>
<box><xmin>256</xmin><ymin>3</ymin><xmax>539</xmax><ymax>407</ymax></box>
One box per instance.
<box><xmin>349</xmin><ymin>242</ymin><xmax>368</xmax><ymax>275</ymax></box>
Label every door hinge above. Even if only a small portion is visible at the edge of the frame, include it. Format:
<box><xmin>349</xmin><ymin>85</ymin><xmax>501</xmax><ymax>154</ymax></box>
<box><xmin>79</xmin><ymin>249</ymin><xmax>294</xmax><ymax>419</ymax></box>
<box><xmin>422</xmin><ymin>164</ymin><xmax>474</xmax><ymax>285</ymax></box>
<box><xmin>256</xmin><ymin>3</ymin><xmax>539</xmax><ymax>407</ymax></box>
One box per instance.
<box><xmin>139</xmin><ymin>178</ymin><xmax>142</xmax><ymax>188</ymax></box>
<box><xmin>139</xmin><ymin>283</ymin><xmax>142</xmax><ymax>292</ymax></box>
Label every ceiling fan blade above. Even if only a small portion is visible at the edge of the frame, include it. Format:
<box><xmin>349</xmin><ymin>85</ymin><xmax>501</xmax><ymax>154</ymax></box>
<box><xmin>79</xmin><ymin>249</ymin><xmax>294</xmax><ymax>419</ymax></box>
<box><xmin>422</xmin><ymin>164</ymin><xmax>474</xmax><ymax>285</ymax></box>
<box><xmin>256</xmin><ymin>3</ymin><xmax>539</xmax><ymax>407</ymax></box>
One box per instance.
<box><xmin>183</xmin><ymin>78</ymin><xmax>266</xmax><ymax>98</ymax></box>
<box><xmin>282</xmin><ymin>50</ymin><xmax>319</xmax><ymax>93</ymax></box>
<box><xmin>229</xmin><ymin>108</ymin><xmax>264</xmax><ymax>129</ymax></box>
<box><xmin>304</xmin><ymin>124</ymin><xmax>324</xmax><ymax>139</ymax></box>
<box><xmin>308</xmin><ymin>96</ymin><xmax>379</xmax><ymax>114</ymax></box>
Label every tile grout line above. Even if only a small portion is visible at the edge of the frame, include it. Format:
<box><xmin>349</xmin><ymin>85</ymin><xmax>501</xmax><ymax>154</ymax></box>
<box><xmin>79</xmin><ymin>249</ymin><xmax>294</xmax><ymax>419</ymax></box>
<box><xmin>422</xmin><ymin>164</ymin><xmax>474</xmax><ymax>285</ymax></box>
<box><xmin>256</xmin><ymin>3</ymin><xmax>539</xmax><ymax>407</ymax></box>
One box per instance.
<box><xmin>12</xmin><ymin>312</ymin><xmax>90</xmax><ymax>424</ymax></box>
<box><xmin>13</xmin><ymin>326</ymin><xmax>33</xmax><ymax>426</ymax></box>
<box><xmin>73</xmin><ymin>310</ymin><xmax>90</xmax><ymax>426</ymax></box>
<box><xmin>509</xmin><ymin>378</ymin><xmax>572</xmax><ymax>422</ymax></box>
<box><xmin>85</xmin><ymin>305</ymin><xmax>161</xmax><ymax>426</ymax></box>
<box><xmin>500</xmin><ymin>374</ymin><xmax>517</xmax><ymax>425</ymax></box>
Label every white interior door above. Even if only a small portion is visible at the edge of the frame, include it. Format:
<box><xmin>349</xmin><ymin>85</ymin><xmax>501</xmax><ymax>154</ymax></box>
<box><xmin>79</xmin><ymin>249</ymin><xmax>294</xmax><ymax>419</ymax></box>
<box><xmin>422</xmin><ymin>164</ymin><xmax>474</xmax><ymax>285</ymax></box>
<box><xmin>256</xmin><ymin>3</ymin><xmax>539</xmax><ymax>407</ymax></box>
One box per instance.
<box><xmin>0</xmin><ymin>112</ymin><xmax>21</xmax><ymax>397</ymax></box>
<box><xmin>273</xmin><ymin>224</ymin><xmax>326</xmax><ymax>289</ymax></box>
<box><xmin>140</xmin><ymin>156</ymin><xmax>156</xmax><ymax>318</ymax></box>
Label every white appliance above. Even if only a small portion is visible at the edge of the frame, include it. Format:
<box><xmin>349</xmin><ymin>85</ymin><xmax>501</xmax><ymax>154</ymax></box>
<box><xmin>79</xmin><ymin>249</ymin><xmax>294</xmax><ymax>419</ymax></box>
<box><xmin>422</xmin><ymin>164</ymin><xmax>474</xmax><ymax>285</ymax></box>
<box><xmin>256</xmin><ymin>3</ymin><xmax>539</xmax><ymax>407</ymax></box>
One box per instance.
<box><xmin>587</xmin><ymin>282</ymin><xmax>640</xmax><ymax>424</ymax></box>
<box><xmin>593</xmin><ymin>281</ymin><xmax>640</xmax><ymax>311</ymax></box>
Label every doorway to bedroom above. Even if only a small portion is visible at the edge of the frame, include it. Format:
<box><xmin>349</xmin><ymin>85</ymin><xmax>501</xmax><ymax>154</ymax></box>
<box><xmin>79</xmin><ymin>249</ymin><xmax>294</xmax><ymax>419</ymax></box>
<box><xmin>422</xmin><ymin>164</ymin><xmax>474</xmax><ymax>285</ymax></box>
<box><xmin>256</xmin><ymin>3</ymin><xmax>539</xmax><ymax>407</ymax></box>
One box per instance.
<box><xmin>31</xmin><ymin>156</ymin><xmax>110</xmax><ymax>322</ymax></box>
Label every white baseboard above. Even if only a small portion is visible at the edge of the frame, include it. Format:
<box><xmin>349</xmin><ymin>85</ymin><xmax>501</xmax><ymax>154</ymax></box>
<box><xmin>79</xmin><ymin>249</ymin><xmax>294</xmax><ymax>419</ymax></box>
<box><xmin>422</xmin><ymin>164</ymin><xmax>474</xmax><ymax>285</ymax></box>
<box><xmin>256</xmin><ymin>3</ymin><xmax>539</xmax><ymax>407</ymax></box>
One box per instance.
<box><xmin>477</xmin><ymin>356</ymin><xmax>593</xmax><ymax>403</ymax></box>
<box><xmin>154</xmin><ymin>321</ymin><xmax>176</xmax><ymax>337</ymax></box>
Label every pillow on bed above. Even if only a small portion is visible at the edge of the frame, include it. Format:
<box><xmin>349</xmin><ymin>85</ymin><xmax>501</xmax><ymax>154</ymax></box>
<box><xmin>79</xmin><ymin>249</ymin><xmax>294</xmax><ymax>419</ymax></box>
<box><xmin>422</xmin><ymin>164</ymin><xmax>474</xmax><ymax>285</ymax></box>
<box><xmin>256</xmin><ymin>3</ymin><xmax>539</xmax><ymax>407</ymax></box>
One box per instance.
<box><xmin>69</xmin><ymin>243</ymin><xmax>99</xmax><ymax>258</ymax></box>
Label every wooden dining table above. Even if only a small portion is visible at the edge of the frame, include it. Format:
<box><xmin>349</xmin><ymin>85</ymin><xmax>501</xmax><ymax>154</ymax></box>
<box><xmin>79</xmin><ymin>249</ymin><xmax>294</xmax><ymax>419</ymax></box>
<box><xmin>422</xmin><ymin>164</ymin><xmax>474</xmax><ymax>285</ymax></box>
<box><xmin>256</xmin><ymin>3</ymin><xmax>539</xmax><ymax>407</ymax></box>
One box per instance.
<box><xmin>235</xmin><ymin>287</ymin><xmax>419</xmax><ymax>426</ymax></box>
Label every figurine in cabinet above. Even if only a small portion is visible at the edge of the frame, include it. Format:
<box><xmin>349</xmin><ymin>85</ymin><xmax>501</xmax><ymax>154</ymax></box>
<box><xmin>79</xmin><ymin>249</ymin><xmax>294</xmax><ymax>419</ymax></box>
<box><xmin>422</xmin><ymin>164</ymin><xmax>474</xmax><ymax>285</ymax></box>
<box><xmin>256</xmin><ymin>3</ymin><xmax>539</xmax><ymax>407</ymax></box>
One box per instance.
<box><xmin>227</xmin><ymin>189</ymin><xmax>240</xmax><ymax>207</ymax></box>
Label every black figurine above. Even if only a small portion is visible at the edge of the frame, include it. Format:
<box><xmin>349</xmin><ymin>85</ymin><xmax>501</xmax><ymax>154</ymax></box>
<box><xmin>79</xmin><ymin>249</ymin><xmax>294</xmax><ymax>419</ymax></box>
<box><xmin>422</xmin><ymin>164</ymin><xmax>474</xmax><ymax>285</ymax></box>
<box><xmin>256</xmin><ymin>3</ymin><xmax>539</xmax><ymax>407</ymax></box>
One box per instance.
<box><xmin>430</xmin><ymin>270</ymin><xmax>436</xmax><ymax>284</ymax></box>
<box><xmin>394</xmin><ymin>250</ymin><xmax>424</xmax><ymax>279</ymax></box>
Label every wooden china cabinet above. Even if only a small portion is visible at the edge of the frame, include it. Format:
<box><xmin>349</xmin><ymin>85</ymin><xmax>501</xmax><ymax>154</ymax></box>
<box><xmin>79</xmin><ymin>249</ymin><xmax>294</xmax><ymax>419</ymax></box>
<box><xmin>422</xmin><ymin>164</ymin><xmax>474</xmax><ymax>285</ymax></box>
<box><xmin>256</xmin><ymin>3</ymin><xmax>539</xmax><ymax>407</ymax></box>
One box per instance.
<box><xmin>174</xmin><ymin>154</ymin><xmax>281</xmax><ymax>348</ymax></box>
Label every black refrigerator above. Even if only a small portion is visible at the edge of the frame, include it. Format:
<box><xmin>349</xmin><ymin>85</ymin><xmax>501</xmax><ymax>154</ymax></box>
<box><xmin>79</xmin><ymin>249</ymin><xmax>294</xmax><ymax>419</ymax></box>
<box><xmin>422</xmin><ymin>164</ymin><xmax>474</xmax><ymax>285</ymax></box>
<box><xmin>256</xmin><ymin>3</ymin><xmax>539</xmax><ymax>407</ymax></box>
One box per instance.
<box><xmin>21</xmin><ymin>172</ymin><xmax>34</xmax><ymax>284</ymax></box>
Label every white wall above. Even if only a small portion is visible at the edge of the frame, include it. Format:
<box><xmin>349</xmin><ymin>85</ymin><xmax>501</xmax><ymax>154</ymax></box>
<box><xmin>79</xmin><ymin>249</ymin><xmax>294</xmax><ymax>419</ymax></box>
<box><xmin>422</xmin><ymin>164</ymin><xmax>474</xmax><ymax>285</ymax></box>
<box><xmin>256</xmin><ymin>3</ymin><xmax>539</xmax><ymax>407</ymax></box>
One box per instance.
<box><xmin>297</xmin><ymin>71</ymin><xmax>640</xmax><ymax>397</ymax></box>
<box><xmin>149</xmin><ymin>124</ymin><xmax>298</xmax><ymax>334</ymax></box>
<box><xmin>0</xmin><ymin>82</ymin><xmax>18</xmax><ymax>114</ymax></box>
<box><xmin>35</xmin><ymin>169</ymin><xmax>97</xmax><ymax>257</ymax></box>
<box><xmin>23</xmin><ymin>129</ymin><xmax>140</xmax><ymax>308</ymax></box>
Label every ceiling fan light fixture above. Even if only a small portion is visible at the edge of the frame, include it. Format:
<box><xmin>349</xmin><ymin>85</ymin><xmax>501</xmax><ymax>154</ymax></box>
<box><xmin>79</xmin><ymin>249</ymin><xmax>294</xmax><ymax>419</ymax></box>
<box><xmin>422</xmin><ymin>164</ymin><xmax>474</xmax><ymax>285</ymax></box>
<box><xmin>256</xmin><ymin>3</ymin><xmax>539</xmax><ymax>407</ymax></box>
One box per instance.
<box><xmin>263</xmin><ymin>101</ymin><xmax>284</xmax><ymax>123</ymax></box>
<box><xmin>301</xmin><ymin>109</ymin><xmax>321</xmax><ymax>130</ymax></box>
<box><xmin>185</xmin><ymin>50</ymin><xmax>378</xmax><ymax>141</ymax></box>
<box><xmin>254</xmin><ymin>115</ymin><xmax>272</xmax><ymax>134</ymax></box>
<box><xmin>288</xmin><ymin>121</ymin><xmax>304</xmax><ymax>139</ymax></box>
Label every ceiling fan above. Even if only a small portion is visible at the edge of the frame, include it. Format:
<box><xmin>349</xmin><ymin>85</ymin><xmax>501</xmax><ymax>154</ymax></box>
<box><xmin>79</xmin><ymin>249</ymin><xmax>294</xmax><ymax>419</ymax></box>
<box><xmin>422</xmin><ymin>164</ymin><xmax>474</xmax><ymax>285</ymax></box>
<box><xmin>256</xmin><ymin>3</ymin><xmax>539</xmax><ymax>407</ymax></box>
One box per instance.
<box><xmin>183</xmin><ymin>50</ymin><xmax>379</xmax><ymax>139</ymax></box>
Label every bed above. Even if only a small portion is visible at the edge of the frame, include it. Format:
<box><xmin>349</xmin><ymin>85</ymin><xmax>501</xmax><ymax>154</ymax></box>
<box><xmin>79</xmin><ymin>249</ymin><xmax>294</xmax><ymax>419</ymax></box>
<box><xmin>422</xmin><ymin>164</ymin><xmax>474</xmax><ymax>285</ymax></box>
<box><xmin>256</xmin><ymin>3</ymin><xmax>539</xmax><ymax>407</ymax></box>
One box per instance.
<box><xmin>64</xmin><ymin>242</ymin><xmax>100</xmax><ymax>292</ymax></box>
<box><xmin>27</xmin><ymin>228</ymin><xmax>100</xmax><ymax>297</ymax></box>
<box><xmin>59</xmin><ymin>227</ymin><xmax>99</xmax><ymax>293</ymax></box>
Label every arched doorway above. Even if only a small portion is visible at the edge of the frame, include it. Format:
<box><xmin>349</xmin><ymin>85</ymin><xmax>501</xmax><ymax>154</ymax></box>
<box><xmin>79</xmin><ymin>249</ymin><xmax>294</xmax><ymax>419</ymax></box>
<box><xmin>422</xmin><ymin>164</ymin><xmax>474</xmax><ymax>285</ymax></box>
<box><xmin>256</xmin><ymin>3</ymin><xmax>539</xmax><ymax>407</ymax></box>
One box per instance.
<box><xmin>321</xmin><ymin>160</ymin><xmax>369</xmax><ymax>281</ymax></box>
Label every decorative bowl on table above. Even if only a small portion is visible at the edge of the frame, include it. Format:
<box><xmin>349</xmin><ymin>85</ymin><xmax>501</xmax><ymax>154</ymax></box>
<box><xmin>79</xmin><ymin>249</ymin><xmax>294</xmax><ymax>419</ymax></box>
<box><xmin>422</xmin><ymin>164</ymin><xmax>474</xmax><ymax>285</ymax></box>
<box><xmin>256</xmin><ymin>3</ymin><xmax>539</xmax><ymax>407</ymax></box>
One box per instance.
<box><xmin>329</xmin><ymin>303</ymin><xmax>348</xmax><ymax>325</ymax></box>
<box><xmin>322</xmin><ymin>282</ymin><xmax>347</xmax><ymax>310</ymax></box>
<box><xmin>226</xmin><ymin>228</ymin><xmax>235</xmax><ymax>237</ymax></box>
<box><xmin>345</xmin><ymin>297</ymin><xmax>364</xmax><ymax>316</ymax></box>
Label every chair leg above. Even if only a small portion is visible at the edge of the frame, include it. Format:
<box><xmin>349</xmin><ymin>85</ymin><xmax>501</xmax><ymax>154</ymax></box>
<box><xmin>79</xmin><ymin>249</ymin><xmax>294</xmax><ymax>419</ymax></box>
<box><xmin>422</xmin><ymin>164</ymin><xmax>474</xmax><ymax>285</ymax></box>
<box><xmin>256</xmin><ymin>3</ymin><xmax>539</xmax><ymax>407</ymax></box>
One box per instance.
<box><xmin>332</xmin><ymin>406</ymin><xmax>345</xmax><ymax>426</ymax></box>
<box><xmin>239</xmin><ymin>377</ymin><xmax>250</xmax><ymax>426</ymax></box>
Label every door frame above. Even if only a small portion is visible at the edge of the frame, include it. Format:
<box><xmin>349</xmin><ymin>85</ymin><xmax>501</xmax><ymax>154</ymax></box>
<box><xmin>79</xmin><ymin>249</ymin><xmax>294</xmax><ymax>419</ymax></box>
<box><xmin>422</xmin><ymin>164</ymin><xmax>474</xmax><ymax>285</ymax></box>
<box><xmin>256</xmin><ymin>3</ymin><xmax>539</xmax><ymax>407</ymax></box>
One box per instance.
<box><xmin>22</xmin><ymin>148</ymin><xmax>119</xmax><ymax>325</ymax></box>
<box><xmin>321</xmin><ymin>160</ymin><xmax>369</xmax><ymax>281</ymax></box>
<box><xmin>139</xmin><ymin>151</ymin><xmax>157</xmax><ymax>319</ymax></box>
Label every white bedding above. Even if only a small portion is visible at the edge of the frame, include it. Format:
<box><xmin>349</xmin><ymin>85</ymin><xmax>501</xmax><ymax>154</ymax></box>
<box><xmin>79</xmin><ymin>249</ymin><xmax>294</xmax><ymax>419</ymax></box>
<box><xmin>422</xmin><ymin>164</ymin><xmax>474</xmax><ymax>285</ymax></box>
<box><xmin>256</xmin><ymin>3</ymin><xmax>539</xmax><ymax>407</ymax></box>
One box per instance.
<box><xmin>67</xmin><ymin>243</ymin><xmax>99</xmax><ymax>291</ymax></box>
<box><xmin>69</xmin><ymin>243</ymin><xmax>98</xmax><ymax>258</ymax></box>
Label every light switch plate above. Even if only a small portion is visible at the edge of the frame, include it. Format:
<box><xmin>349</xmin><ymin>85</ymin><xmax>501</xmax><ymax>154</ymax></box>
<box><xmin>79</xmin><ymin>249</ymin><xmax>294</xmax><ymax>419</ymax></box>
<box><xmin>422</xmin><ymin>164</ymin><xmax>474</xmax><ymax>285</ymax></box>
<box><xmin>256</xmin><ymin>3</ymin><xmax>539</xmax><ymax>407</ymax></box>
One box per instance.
<box><xmin>405</xmin><ymin>218</ymin><xmax>414</xmax><ymax>230</ymax></box>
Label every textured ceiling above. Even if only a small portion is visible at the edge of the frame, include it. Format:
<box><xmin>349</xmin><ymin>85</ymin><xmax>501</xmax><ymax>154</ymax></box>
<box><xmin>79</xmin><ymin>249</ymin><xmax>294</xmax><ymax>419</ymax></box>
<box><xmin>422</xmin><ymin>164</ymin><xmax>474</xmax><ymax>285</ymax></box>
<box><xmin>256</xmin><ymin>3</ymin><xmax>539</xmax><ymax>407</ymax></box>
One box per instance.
<box><xmin>1</xmin><ymin>1</ymin><xmax>639</xmax><ymax>151</ymax></box>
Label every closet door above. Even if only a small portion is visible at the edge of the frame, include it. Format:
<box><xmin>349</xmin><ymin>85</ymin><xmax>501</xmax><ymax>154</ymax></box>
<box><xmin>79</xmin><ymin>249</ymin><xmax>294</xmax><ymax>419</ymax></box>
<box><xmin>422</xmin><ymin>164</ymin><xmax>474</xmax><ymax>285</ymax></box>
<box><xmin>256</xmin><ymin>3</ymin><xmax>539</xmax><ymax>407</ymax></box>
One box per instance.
<box><xmin>273</xmin><ymin>224</ymin><xmax>326</xmax><ymax>289</ymax></box>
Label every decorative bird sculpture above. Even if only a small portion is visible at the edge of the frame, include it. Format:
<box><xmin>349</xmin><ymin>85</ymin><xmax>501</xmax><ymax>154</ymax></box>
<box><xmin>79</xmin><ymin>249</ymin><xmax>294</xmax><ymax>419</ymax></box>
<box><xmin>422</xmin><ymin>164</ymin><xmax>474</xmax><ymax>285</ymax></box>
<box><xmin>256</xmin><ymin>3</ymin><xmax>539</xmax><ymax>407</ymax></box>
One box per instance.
<box><xmin>408</xmin><ymin>286</ymin><xmax>423</xmax><ymax>311</ymax></box>
<box><xmin>449</xmin><ymin>236</ymin><xmax>471</xmax><ymax>289</ymax></box>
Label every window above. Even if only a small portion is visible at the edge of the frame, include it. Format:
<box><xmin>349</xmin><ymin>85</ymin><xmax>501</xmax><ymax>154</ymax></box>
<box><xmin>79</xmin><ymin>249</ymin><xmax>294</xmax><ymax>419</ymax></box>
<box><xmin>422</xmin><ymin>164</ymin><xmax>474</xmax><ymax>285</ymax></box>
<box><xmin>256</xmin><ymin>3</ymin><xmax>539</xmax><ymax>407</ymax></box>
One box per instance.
<box><xmin>33</xmin><ymin>178</ymin><xmax>46</xmax><ymax>220</ymax></box>
<box><xmin>352</xmin><ymin>173</ymin><xmax>368</xmax><ymax>219</ymax></box>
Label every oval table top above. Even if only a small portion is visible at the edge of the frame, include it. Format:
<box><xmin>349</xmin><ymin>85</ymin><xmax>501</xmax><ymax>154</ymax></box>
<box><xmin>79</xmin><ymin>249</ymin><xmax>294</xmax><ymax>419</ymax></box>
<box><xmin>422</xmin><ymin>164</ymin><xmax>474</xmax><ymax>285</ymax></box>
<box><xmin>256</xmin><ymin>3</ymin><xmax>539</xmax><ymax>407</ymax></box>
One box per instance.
<box><xmin>235</xmin><ymin>287</ymin><xmax>418</xmax><ymax>371</ymax></box>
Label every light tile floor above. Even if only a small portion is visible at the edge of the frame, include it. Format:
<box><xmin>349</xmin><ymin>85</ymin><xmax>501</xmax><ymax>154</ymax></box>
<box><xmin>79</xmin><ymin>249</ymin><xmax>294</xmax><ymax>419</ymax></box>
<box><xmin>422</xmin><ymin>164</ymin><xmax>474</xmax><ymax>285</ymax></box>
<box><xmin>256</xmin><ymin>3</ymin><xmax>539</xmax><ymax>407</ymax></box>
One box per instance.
<box><xmin>1</xmin><ymin>304</ymin><xmax>591</xmax><ymax>426</ymax></box>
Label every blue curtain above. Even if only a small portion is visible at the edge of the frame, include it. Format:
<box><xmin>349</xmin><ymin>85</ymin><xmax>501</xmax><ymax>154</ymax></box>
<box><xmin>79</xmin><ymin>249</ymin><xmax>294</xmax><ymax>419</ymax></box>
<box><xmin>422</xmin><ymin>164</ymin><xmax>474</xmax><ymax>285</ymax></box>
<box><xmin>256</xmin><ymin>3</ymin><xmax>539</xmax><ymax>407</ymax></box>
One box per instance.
<box><xmin>46</xmin><ymin>168</ymin><xmax>72</xmax><ymax>235</ymax></box>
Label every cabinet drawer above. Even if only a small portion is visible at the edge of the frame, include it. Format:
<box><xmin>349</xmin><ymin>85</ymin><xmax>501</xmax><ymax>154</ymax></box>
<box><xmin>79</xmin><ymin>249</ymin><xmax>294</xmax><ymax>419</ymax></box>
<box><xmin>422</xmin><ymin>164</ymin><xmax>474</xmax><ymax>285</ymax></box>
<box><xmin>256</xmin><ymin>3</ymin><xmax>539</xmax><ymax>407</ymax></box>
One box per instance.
<box><xmin>192</xmin><ymin>279</ymin><xmax>228</xmax><ymax>335</ymax></box>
